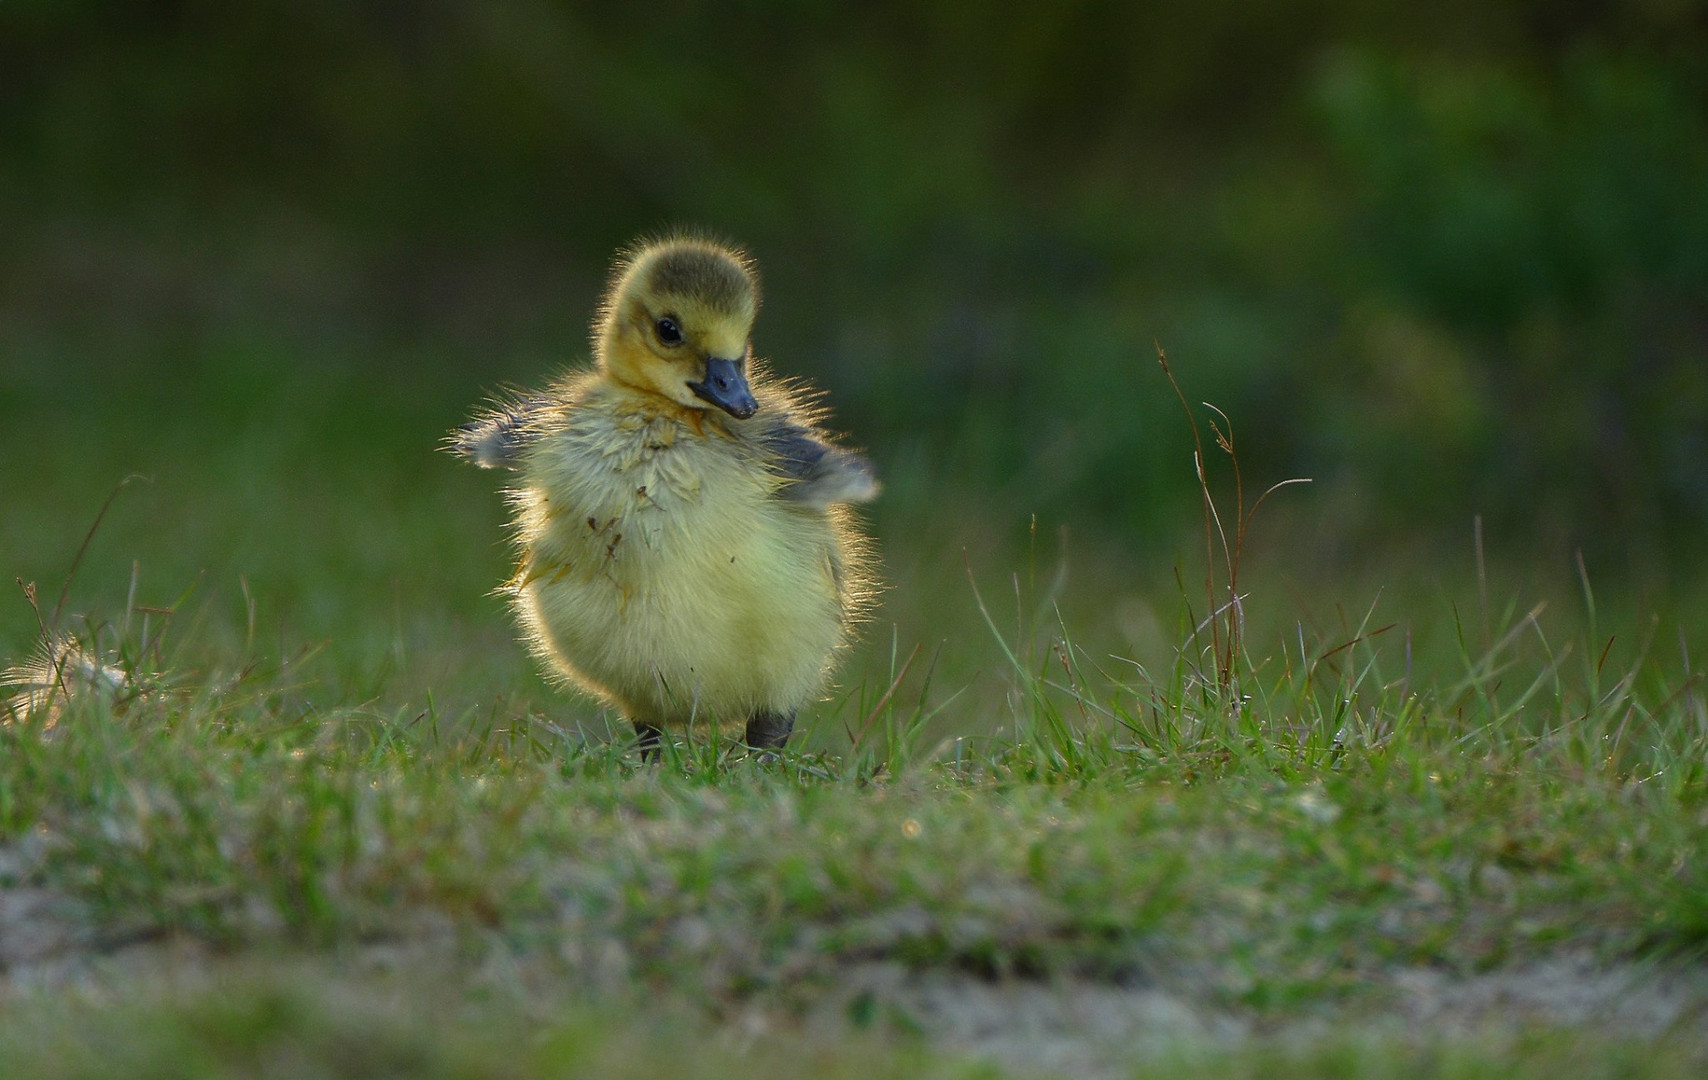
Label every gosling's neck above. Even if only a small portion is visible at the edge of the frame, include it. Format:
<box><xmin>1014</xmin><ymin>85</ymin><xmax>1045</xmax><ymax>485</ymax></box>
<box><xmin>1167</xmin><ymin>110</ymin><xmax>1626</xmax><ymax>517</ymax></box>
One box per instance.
<box><xmin>596</xmin><ymin>370</ymin><xmax>726</xmax><ymax>437</ymax></box>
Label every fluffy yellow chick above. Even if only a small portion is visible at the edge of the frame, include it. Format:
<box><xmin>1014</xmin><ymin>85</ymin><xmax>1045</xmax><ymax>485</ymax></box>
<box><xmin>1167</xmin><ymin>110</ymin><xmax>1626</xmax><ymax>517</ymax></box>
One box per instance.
<box><xmin>453</xmin><ymin>236</ymin><xmax>879</xmax><ymax>752</ymax></box>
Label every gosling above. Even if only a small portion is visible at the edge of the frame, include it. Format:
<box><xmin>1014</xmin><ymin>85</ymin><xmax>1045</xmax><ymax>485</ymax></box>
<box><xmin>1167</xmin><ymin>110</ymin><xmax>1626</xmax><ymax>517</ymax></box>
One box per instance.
<box><xmin>452</xmin><ymin>236</ymin><xmax>879</xmax><ymax>753</ymax></box>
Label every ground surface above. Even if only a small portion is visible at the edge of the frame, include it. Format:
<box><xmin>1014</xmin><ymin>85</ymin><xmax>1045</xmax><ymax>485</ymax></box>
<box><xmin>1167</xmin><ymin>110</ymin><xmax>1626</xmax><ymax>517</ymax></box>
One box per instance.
<box><xmin>0</xmin><ymin>615</ymin><xmax>1704</xmax><ymax>1078</ymax></box>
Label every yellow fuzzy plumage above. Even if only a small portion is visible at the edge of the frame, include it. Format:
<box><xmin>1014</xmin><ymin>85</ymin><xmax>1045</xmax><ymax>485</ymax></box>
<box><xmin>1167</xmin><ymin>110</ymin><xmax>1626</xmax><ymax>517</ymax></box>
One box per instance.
<box><xmin>453</xmin><ymin>236</ymin><xmax>878</xmax><ymax>749</ymax></box>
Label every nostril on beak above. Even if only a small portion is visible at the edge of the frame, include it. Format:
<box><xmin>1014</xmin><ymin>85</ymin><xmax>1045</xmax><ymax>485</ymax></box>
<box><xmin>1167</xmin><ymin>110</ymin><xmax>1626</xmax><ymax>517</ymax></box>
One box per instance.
<box><xmin>690</xmin><ymin>356</ymin><xmax>757</xmax><ymax>418</ymax></box>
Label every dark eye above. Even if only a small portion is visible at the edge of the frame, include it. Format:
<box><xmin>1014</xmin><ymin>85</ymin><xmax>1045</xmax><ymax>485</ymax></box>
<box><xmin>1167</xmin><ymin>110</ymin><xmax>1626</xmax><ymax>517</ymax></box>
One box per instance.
<box><xmin>655</xmin><ymin>317</ymin><xmax>683</xmax><ymax>346</ymax></box>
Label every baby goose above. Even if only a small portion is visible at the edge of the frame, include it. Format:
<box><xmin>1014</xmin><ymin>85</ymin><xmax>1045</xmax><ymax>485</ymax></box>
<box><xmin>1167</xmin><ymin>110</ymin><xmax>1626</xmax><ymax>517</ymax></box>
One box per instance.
<box><xmin>453</xmin><ymin>236</ymin><xmax>879</xmax><ymax>752</ymax></box>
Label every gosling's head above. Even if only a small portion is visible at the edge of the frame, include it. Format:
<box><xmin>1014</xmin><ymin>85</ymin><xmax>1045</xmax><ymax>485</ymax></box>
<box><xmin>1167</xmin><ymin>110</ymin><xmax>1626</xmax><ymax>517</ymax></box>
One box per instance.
<box><xmin>595</xmin><ymin>237</ymin><xmax>760</xmax><ymax>419</ymax></box>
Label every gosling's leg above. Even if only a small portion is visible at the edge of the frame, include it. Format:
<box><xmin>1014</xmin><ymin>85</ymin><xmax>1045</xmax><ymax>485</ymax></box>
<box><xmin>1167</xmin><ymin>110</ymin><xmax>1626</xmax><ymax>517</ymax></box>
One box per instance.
<box><xmin>633</xmin><ymin>721</ymin><xmax>664</xmax><ymax>761</ymax></box>
<box><xmin>743</xmin><ymin>708</ymin><xmax>796</xmax><ymax>750</ymax></box>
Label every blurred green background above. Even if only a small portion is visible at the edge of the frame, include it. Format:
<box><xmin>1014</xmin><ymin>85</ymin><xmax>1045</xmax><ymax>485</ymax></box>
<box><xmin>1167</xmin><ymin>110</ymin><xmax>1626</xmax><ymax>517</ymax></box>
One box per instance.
<box><xmin>4</xmin><ymin>1</ymin><xmax>1706</xmax><ymax>724</ymax></box>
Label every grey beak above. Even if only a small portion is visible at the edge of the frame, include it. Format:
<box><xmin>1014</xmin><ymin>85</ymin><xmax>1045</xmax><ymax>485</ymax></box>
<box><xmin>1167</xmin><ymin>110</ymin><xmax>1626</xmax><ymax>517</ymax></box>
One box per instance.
<box><xmin>688</xmin><ymin>356</ymin><xmax>758</xmax><ymax>419</ymax></box>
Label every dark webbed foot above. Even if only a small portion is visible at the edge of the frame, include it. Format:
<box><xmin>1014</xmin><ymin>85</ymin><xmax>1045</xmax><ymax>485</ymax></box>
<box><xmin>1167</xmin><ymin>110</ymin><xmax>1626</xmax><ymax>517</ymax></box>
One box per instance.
<box><xmin>743</xmin><ymin>709</ymin><xmax>796</xmax><ymax>750</ymax></box>
<box><xmin>633</xmin><ymin>721</ymin><xmax>664</xmax><ymax>761</ymax></box>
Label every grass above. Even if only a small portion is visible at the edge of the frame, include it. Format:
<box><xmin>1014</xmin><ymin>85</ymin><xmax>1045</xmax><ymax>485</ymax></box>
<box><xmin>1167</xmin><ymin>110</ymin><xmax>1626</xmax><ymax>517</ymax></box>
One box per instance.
<box><xmin>2</xmin><ymin>525</ymin><xmax>1705</xmax><ymax>1075</ymax></box>
<box><xmin>2</xmin><ymin>354</ymin><xmax>1705</xmax><ymax>1076</ymax></box>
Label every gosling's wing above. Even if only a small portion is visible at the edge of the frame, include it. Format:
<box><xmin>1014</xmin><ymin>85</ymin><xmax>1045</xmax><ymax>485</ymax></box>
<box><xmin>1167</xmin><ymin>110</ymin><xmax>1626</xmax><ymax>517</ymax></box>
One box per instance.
<box><xmin>760</xmin><ymin>419</ymin><xmax>880</xmax><ymax>510</ymax></box>
<box><xmin>448</xmin><ymin>394</ymin><xmax>553</xmax><ymax>470</ymax></box>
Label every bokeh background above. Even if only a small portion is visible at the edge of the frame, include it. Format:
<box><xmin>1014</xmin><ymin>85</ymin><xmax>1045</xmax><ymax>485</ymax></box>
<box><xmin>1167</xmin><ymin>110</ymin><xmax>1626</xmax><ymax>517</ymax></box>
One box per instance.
<box><xmin>4</xmin><ymin>1</ymin><xmax>1706</xmax><ymax>729</ymax></box>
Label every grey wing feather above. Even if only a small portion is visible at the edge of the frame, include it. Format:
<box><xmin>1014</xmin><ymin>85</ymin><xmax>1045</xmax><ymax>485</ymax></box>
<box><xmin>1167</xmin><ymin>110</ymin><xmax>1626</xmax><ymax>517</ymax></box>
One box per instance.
<box><xmin>449</xmin><ymin>394</ymin><xmax>552</xmax><ymax>469</ymax></box>
<box><xmin>761</xmin><ymin>421</ymin><xmax>880</xmax><ymax>509</ymax></box>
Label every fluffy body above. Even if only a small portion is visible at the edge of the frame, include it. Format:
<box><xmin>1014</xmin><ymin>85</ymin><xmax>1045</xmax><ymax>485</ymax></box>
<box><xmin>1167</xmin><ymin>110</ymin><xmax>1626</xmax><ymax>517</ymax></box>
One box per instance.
<box><xmin>453</xmin><ymin>237</ymin><xmax>878</xmax><ymax>740</ymax></box>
